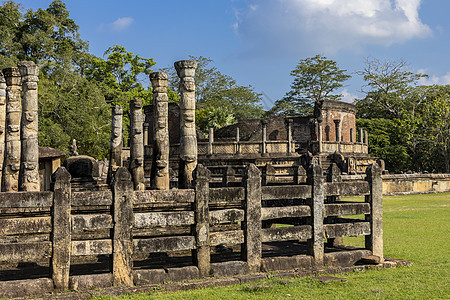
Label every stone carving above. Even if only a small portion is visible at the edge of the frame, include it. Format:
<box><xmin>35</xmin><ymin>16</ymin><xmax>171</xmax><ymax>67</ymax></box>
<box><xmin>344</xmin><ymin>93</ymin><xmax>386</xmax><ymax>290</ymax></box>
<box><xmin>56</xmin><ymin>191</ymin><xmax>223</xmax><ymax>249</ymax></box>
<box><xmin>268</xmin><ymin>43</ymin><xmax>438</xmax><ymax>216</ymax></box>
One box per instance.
<box><xmin>18</xmin><ymin>61</ymin><xmax>40</xmax><ymax>191</ymax></box>
<box><xmin>0</xmin><ymin>73</ymin><xmax>6</xmax><ymax>188</ymax></box>
<box><xmin>70</xmin><ymin>139</ymin><xmax>78</xmax><ymax>156</ymax></box>
<box><xmin>107</xmin><ymin>105</ymin><xmax>123</xmax><ymax>184</ymax></box>
<box><xmin>150</xmin><ymin>72</ymin><xmax>170</xmax><ymax>190</ymax></box>
<box><xmin>3</xmin><ymin>67</ymin><xmax>22</xmax><ymax>191</ymax></box>
<box><xmin>175</xmin><ymin>60</ymin><xmax>197</xmax><ymax>188</ymax></box>
<box><xmin>129</xmin><ymin>98</ymin><xmax>145</xmax><ymax>190</ymax></box>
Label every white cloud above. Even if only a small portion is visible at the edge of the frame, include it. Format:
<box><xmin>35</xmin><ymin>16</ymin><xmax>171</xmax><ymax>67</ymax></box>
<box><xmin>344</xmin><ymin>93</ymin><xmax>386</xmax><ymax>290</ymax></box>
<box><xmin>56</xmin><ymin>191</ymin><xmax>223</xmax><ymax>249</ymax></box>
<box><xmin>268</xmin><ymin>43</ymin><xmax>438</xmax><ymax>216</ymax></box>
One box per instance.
<box><xmin>234</xmin><ymin>0</ymin><xmax>432</xmax><ymax>56</ymax></box>
<box><xmin>111</xmin><ymin>17</ymin><xmax>134</xmax><ymax>32</ymax></box>
<box><xmin>417</xmin><ymin>69</ymin><xmax>450</xmax><ymax>85</ymax></box>
<box><xmin>340</xmin><ymin>88</ymin><xmax>359</xmax><ymax>103</ymax></box>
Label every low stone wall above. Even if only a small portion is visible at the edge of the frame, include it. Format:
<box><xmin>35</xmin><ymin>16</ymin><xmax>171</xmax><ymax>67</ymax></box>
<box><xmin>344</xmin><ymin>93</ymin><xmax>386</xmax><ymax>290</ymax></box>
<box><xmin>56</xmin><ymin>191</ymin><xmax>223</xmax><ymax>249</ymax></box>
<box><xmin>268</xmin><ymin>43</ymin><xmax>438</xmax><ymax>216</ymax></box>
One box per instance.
<box><xmin>341</xmin><ymin>173</ymin><xmax>450</xmax><ymax>195</ymax></box>
<box><xmin>381</xmin><ymin>173</ymin><xmax>450</xmax><ymax>195</ymax></box>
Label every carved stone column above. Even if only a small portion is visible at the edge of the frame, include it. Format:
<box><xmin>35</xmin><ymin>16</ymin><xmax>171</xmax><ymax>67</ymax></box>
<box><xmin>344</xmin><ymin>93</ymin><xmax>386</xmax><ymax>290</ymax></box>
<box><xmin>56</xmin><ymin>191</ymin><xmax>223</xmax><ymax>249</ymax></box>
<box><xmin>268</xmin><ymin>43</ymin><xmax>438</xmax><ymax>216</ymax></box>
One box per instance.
<box><xmin>0</xmin><ymin>74</ymin><xmax>6</xmax><ymax>188</ymax></box>
<box><xmin>175</xmin><ymin>60</ymin><xmax>197</xmax><ymax>188</ymax></box>
<box><xmin>107</xmin><ymin>105</ymin><xmax>123</xmax><ymax>184</ymax></box>
<box><xmin>317</xmin><ymin>117</ymin><xmax>323</xmax><ymax>154</ymax></box>
<box><xmin>287</xmin><ymin>119</ymin><xmax>293</xmax><ymax>153</ymax></box>
<box><xmin>261</xmin><ymin>119</ymin><xmax>267</xmax><ymax>155</ymax></box>
<box><xmin>18</xmin><ymin>61</ymin><xmax>40</xmax><ymax>191</ymax></box>
<box><xmin>3</xmin><ymin>67</ymin><xmax>21</xmax><ymax>191</ymax></box>
<box><xmin>150</xmin><ymin>72</ymin><xmax>170</xmax><ymax>190</ymax></box>
<box><xmin>334</xmin><ymin>119</ymin><xmax>341</xmax><ymax>153</ymax></box>
<box><xmin>129</xmin><ymin>98</ymin><xmax>145</xmax><ymax>190</ymax></box>
<box><xmin>208</xmin><ymin>128</ymin><xmax>213</xmax><ymax>155</ymax></box>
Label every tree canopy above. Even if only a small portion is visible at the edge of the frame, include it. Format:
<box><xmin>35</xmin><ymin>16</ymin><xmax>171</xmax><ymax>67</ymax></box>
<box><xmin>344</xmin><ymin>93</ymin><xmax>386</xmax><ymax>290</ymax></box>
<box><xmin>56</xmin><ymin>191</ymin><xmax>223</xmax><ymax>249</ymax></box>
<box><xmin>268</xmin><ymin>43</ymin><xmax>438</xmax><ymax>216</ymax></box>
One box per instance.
<box><xmin>270</xmin><ymin>55</ymin><xmax>351</xmax><ymax>116</ymax></box>
<box><xmin>162</xmin><ymin>56</ymin><xmax>264</xmax><ymax>133</ymax></box>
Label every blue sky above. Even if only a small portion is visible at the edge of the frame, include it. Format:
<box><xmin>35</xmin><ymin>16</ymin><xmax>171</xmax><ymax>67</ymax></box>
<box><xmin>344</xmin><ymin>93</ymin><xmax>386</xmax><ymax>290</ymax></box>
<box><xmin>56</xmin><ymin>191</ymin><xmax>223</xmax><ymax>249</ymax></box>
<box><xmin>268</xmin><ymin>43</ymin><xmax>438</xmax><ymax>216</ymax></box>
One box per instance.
<box><xmin>18</xmin><ymin>0</ymin><xmax>450</xmax><ymax>109</ymax></box>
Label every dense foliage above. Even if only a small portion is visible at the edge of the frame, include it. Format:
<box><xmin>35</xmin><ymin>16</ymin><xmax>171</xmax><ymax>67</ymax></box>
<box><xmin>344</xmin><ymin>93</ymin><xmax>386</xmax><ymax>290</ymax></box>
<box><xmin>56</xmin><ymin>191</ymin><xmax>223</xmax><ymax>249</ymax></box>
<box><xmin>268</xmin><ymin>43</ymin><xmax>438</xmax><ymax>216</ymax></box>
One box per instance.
<box><xmin>356</xmin><ymin>59</ymin><xmax>450</xmax><ymax>173</ymax></box>
<box><xmin>0</xmin><ymin>1</ymin><xmax>263</xmax><ymax>157</ymax></box>
<box><xmin>162</xmin><ymin>56</ymin><xmax>265</xmax><ymax>134</ymax></box>
<box><xmin>270</xmin><ymin>55</ymin><xmax>351</xmax><ymax>116</ymax></box>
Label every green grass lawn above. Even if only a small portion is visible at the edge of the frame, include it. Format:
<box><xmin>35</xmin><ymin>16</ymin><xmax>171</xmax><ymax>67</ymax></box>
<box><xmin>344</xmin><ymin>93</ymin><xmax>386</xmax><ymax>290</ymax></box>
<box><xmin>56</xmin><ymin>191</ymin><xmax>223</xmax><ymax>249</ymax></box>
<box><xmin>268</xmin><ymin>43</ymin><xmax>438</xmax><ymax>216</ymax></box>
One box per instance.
<box><xmin>95</xmin><ymin>193</ymin><xmax>450</xmax><ymax>300</ymax></box>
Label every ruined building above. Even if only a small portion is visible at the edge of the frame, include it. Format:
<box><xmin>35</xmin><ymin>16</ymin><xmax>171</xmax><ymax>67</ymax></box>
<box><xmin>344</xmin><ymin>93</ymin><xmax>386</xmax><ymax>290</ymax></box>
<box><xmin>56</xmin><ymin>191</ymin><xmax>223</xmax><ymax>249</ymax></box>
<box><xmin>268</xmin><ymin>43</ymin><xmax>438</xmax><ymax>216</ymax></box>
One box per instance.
<box><xmin>142</xmin><ymin>95</ymin><xmax>382</xmax><ymax>187</ymax></box>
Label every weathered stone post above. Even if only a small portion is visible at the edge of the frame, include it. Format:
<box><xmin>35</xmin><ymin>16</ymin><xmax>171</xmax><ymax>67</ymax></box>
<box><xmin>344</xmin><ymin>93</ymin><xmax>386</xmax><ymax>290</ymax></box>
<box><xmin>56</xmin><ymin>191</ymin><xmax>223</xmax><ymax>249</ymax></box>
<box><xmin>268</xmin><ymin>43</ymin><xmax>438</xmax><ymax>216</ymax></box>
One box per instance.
<box><xmin>334</xmin><ymin>119</ymin><xmax>341</xmax><ymax>153</ymax></box>
<box><xmin>241</xmin><ymin>164</ymin><xmax>262</xmax><ymax>272</ymax></box>
<box><xmin>359</xmin><ymin>128</ymin><xmax>364</xmax><ymax>143</ymax></box>
<box><xmin>365</xmin><ymin>163</ymin><xmax>383</xmax><ymax>261</ymax></box>
<box><xmin>175</xmin><ymin>60</ymin><xmax>197</xmax><ymax>188</ymax></box>
<box><xmin>0</xmin><ymin>74</ymin><xmax>6</xmax><ymax>188</ymax></box>
<box><xmin>112</xmin><ymin>167</ymin><xmax>134</xmax><ymax>286</ymax></box>
<box><xmin>364</xmin><ymin>130</ymin><xmax>369</xmax><ymax>145</ymax></box>
<box><xmin>208</xmin><ymin>128</ymin><xmax>214</xmax><ymax>155</ymax></box>
<box><xmin>107</xmin><ymin>105</ymin><xmax>123</xmax><ymax>184</ymax></box>
<box><xmin>150</xmin><ymin>72</ymin><xmax>170</xmax><ymax>190</ymax></box>
<box><xmin>287</xmin><ymin>119</ymin><xmax>293</xmax><ymax>153</ymax></box>
<box><xmin>307</xmin><ymin>163</ymin><xmax>324</xmax><ymax>266</ymax></box>
<box><xmin>261</xmin><ymin>120</ymin><xmax>267</xmax><ymax>155</ymax></box>
<box><xmin>326</xmin><ymin>163</ymin><xmax>343</xmax><ymax>247</ymax></box>
<box><xmin>143</xmin><ymin>123</ymin><xmax>149</xmax><ymax>146</ymax></box>
<box><xmin>3</xmin><ymin>67</ymin><xmax>21</xmax><ymax>192</ymax></box>
<box><xmin>193</xmin><ymin>164</ymin><xmax>211</xmax><ymax>277</ymax></box>
<box><xmin>129</xmin><ymin>98</ymin><xmax>145</xmax><ymax>190</ymax></box>
<box><xmin>317</xmin><ymin>117</ymin><xmax>323</xmax><ymax>153</ymax></box>
<box><xmin>18</xmin><ymin>61</ymin><xmax>40</xmax><ymax>191</ymax></box>
<box><xmin>236</xmin><ymin>127</ymin><xmax>240</xmax><ymax>154</ymax></box>
<box><xmin>51</xmin><ymin>167</ymin><xmax>72</xmax><ymax>291</ymax></box>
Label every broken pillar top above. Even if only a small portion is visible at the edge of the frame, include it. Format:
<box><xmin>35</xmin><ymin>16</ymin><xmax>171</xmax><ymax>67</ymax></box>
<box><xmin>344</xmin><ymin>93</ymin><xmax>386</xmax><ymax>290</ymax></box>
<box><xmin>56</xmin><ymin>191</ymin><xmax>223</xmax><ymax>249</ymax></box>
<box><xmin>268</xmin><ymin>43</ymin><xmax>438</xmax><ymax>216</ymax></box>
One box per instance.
<box><xmin>150</xmin><ymin>72</ymin><xmax>169</xmax><ymax>91</ymax></box>
<box><xmin>18</xmin><ymin>61</ymin><xmax>39</xmax><ymax>77</ymax></box>
<box><xmin>2</xmin><ymin>67</ymin><xmax>20</xmax><ymax>86</ymax></box>
<box><xmin>112</xmin><ymin>105</ymin><xmax>123</xmax><ymax>115</ymax></box>
<box><xmin>174</xmin><ymin>60</ymin><xmax>197</xmax><ymax>78</ymax></box>
<box><xmin>131</xmin><ymin>98</ymin><xmax>143</xmax><ymax>109</ymax></box>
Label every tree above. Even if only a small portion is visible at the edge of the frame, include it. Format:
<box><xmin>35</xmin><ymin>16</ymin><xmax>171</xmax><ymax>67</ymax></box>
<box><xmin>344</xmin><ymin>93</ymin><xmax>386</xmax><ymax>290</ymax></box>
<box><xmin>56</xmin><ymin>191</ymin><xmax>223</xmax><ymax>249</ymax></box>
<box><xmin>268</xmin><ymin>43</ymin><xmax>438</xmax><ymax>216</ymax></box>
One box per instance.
<box><xmin>270</xmin><ymin>55</ymin><xmax>351</xmax><ymax>116</ymax></box>
<box><xmin>355</xmin><ymin>58</ymin><xmax>427</xmax><ymax>119</ymax></box>
<box><xmin>162</xmin><ymin>56</ymin><xmax>264</xmax><ymax>133</ymax></box>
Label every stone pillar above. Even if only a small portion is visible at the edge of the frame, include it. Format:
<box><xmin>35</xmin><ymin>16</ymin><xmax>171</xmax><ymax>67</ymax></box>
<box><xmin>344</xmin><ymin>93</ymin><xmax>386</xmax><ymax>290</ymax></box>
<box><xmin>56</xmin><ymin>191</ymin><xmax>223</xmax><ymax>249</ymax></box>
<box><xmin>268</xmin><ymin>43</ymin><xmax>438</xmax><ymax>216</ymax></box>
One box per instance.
<box><xmin>19</xmin><ymin>61</ymin><xmax>40</xmax><ymax>191</ymax></box>
<box><xmin>0</xmin><ymin>74</ymin><xmax>6</xmax><ymax>188</ymax></box>
<box><xmin>364</xmin><ymin>130</ymin><xmax>369</xmax><ymax>145</ymax></box>
<box><xmin>307</xmin><ymin>163</ymin><xmax>324</xmax><ymax>266</ymax></box>
<box><xmin>208</xmin><ymin>128</ymin><xmax>214</xmax><ymax>155</ymax></box>
<box><xmin>326</xmin><ymin>163</ymin><xmax>343</xmax><ymax>247</ymax></box>
<box><xmin>193</xmin><ymin>164</ymin><xmax>210</xmax><ymax>277</ymax></box>
<box><xmin>236</xmin><ymin>127</ymin><xmax>240</xmax><ymax>154</ymax></box>
<box><xmin>129</xmin><ymin>98</ymin><xmax>145</xmax><ymax>190</ymax></box>
<box><xmin>175</xmin><ymin>60</ymin><xmax>197</xmax><ymax>188</ymax></box>
<box><xmin>365</xmin><ymin>163</ymin><xmax>383</xmax><ymax>261</ymax></box>
<box><xmin>334</xmin><ymin>119</ymin><xmax>341</xmax><ymax>153</ymax></box>
<box><xmin>261</xmin><ymin>119</ymin><xmax>267</xmax><ymax>155</ymax></box>
<box><xmin>112</xmin><ymin>167</ymin><xmax>134</xmax><ymax>286</ymax></box>
<box><xmin>107</xmin><ymin>105</ymin><xmax>123</xmax><ymax>184</ymax></box>
<box><xmin>3</xmin><ymin>67</ymin><xmax>21</xmax><ymax>192</ymax></box>
<box><xmin>150</xmin><ymin>72</ymin><xmax>170</xmax><ymax>190</ymax></box>
<box><xmin>143</xmin><ymin>123</ymin><xmax>149</xmax><ymax>146</ymax></box>
<box><xmin>317</xmin><ymin>118</ymin><xmax>323</xmax><ymax>154</ymax></box>
<box><xmin>51</xmin><ymin>167</ymin><xmax>71</xmax><ymax>291</ymax></box>
<box><xmin>359</xmin><ymin>128</ymin><xmax>364</xmax><ymax>143</ymax></box>
<box><xmin>241</xmin><ymin>164</ymin><xmax>262</xmax><ymax>272</ymax></box>
<box><xmin>350</xmin><ymin>128</ymin><xmax>354</xmax><ymax>143</ymax></box>
<box><xmin>287</xmin><ymin>119</ymin><xmax>293</xmax><ymax>153</ymax></box>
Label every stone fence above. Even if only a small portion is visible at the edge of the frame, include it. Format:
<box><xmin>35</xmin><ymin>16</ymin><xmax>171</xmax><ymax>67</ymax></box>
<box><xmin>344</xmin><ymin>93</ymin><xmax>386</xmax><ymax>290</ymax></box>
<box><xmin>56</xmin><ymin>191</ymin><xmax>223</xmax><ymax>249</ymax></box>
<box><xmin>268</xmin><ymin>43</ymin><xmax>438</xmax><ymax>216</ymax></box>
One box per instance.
<box><xmin>0</xmin><ymin>163</ymin><xmax>382</xmax><ymax>298</ymax></box>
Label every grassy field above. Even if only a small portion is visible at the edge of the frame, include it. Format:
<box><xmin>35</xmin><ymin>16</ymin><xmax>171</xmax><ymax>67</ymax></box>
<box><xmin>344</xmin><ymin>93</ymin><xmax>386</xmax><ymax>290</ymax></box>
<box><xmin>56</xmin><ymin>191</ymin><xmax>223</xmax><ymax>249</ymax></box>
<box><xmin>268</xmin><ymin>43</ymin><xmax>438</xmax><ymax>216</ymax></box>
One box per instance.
<box><xmin>96</xmin><ymin>193</ymin><xmax>450</xmax><ymax>300</ymax></box>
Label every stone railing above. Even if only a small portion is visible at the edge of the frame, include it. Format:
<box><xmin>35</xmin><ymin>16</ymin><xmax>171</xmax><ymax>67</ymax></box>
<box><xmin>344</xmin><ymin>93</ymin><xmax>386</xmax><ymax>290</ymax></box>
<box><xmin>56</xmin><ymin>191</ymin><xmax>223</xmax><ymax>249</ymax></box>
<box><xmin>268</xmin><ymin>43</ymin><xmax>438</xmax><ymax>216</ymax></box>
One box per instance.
<box><xmin>0</xmin><ymin>163</ymin><xmax>382</xmax><ymax>298</ymax></box>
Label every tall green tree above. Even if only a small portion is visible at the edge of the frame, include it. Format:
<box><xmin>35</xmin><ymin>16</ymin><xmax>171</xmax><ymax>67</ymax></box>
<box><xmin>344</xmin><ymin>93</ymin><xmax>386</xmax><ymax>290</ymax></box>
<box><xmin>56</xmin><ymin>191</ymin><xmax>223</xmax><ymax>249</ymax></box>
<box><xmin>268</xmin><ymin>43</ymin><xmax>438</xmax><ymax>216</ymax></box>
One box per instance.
<box><xmin>270</xmin><ymin>55</ymin><xmax>351</xmax><ymax>116</ymax></box>
<box><xmin>355</xmin><ymin>58</ymin><xmax>427</xmax><ymax>119</ymax></box>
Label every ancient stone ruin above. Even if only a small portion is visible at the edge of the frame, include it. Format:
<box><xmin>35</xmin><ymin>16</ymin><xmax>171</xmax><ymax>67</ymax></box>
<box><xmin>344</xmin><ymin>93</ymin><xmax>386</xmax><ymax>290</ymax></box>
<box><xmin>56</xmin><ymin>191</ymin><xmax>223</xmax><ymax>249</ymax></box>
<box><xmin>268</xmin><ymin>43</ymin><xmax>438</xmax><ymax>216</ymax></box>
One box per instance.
<box><xmin>0</xmin><ymin>59</ymin><xmax>418</xmax><ymax>298</ymax></box>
